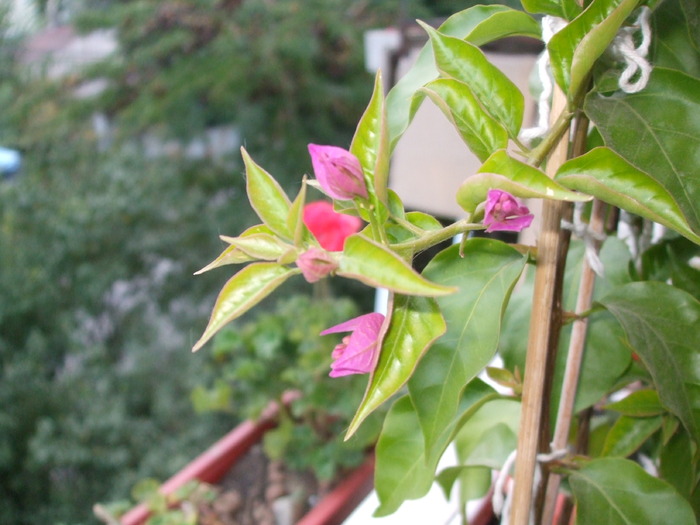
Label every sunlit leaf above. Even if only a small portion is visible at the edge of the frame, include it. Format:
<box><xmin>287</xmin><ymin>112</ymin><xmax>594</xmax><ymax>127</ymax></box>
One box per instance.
<box><xmin>194</xmin><ymin>244</ymin><xmax>255</xmax><ymax>274</ymax></box>
<box><xmin>346</xmin><ymin>294</ymin><xmax>445</xmax><ymax>438</ymax></box>
<box><xmin>585</xmin><ymin>68</ymin><xmax>700</xmax><ymax>233</ymax></box>
<box><xmin>338</xmin><ymin>235</ymin><xmax>455</xmax><ymax>296</ymax></box>
<box><xmin>193</xmin><ymin>263</ymin><xmax>299</xmax><ymax>352</ymax></box>
<box><xmin>386</xmin><ymin>6</ymin><xmax>540</xmax><ymax>149</ymax></box>
<box><xmin>419</xmin><ymin>79</ymin><xmax>509</xmax><ymax>161</ymax></box>
<box><xmin>350</xmin><ymin>71</ymin><xmax>389</xmax><ymax>205</ymax></box>
<box><xmin>241</xmin><ymin>147</ymin><xmax>292</xmax><ymax>239</ymax></box>
<box><xmin>457</xmin><ymin>150</ymin><xmax>590</xmax><ymax>215</ymax></box>
<box><xmin>567</xmin><ymin>458</ymin><xmax>696</xmax><ymax>524</ymax></box>
<box><xmin>601</xmin><ymin>282</ymin><xmax>700</xmax><ymax>445</ymax></box>
<box><xmin>548</xmin><ymin>0</ymin><xmax>640</xmax><ymax>100</ymax></box>
<box><xmin>407</xmin><ymin>240</ymin><xmax>527</xmax><ymax>460</ymax></box>
<box><xmin>219</xmin><ymin>233</ymin><xmax>293</xmax><ymax>261</ymax></box>
<box><xmin>419</xmin><ymin>22</ymin><xmax>524</xmax><ymax>138</ymax></box>
<box><xmin>556</xmin><ymin>147</ymin><xmax>700</xmax><ymax>245</ymax></box>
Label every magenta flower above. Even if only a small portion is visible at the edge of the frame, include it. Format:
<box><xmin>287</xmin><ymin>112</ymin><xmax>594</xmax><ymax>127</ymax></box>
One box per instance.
<box><xmin>321</xmin><ymin>313</ymin><xmax>385</xmax><ymax>377</ymax></box>
<box><xmin>308</xmin><ymin>144</ymin><xmax>368</xmax><ymax>200</ymax></box>
<box><xmin>483</xmin><ymin>189</ymin><xmax>534</xmax><ymax>233</ymax></box>
<box><xmin>295</xmin><ymin>247</ymin><xmax>338</xmax><ymax>283</ymax></box>
<box><xmin>303</xmin><ymin>201</ymin><xmax>362</xmax><ymax>251</ymax></box>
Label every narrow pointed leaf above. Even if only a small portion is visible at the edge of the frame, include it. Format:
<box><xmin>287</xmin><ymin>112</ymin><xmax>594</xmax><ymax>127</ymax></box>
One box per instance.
<box><xmin>220</xmin><ymin>233</ymin><xmax>293</xmax><ymax>261</ymax></box>
<box><xmin>601</xmin><ymin>282</ymin><xmax>700</xmax><ymax>445</ymax></box>
<box><xmin>457</xmin><ymin>150</ymin><xmax>590</xmax><ymax>214</ymax></box>
<box><xmin>241</xmin><ymin>147</ymin><xmax>292</xmax><ymax>239</ymax></box>
<box><xmin>193</xmin><ymin>263</ymin><xmax>299</xmax><ymax>352</ymax></box>
<box><xmin>338</xmin><ymin>235</ymin><xmax>455</xmax><ymax>296</ymax></box>
<box><xmin>420</xmin><ymin>22</ymin><xmax>524</xmax><ymax>138</ymax></box>
<box><xmin>386</xmin><ymin>6</ymin><xmax>540</xmax><ymax>149</ymax></box>
<box><xmin>548</xmin><ymin>0</ymin><xmax>640</xmax><ymax>100</ymax></box>
<box><xmin>566</xmin><ymin>458</ymin><xmax>696</xmax><ymax>524</ymax></box>
<box><xmin>194</xmin><ymin>244</ymin><xmax>255</xmax><ymax>274</ymax></box>
<box><xmin>408</xmin><ymin>240</ymin><xmax>527</xmax><ymax>460</ymax></box>
<box><xmin>346</xmin><ymin>294</ymin><xmax>445</xmax><ymax>438</ymax></box>
<box><xmin>419</xmin><ymin>79</ymin><xmax>508</xmax><ymax>161</ymax></box>
<box><xmin>556</xmin><ymin>147</ymin><xmax>700</xmax><ymax>244</ymax></box>
<box><xmin>288</xmin><ymin>177</ymin><xmax>309</xmax><ymax>247</ymax></box>
<box><xmin>585</xmin><ymin>68</ymin><xmax>700</xmax><ymax>233</ymax></box>
<box><xmin>350</xmin><ymin>71</ymin><xmax>389</xmax><ymax>205</ymax></box>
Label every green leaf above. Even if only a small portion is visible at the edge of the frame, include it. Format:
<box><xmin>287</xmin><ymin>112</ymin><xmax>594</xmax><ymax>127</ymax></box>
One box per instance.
<box><xmin>373</xmin><ymin>396</ymin><xmax>435</xmax><ymax>517</ymax></box>
<box><xmin>660</xmin><ymin>430</ymin><xmax>697</xmax><ymax>499</ymax></box>
<box><xmin>219</xmin><ymin>233</ymin><xmax>293</xmax><ymax>261</ymax></box>
<box><xmin>194</xmin><ymin>243</ymin><xmax>255</xmax><ymax>274</ymax></box>
<box><xmin>419</xmin><ymin>22</ymin><xmax>524</xmax><ymax>138</ymax></box>
<box><xmin>604</xmin><ymin>389</ymin><xmax>665</xmax><ymax>417</ymax></box>
<box><xmin>346</xmin><ymin>294</ymin><xmax>446</xmax><ymax>438</ymax></box>
<box><xmin>407</xmin><ymin>240</ymin><xmax>527</xmax><ymax>460</ymax></box>
<box><xmin>548</xmin><ymin>0</ymin><xmax>640</xmax><ymax>100</ymax></box>
<box><xmin>585</xmin><ymin>68</ymin><xmax>700</xmax><ymax>233</ymax></box>
<box><xmin>373</xmin><ymin>381</ymin><xmax>498</xmax><ymax>515</ymax></box>
<box><xmin>350</xmin><ymin>71</ymin><xmax>389</xmax><ymax>205</ymax></box>
<box><xmin>419</xmin><ymin>79</ymin><xmax>509</xmax><ymax>161</ymax></box>
<box><xmin>457</xmin><ymin>150</ymin><xmax>591</xmax><ymax>215</ymax></box>
<box><xmin>436</xmin><ymin>466</ymin><xmax>491</xmax><ymax>503</ymax></box>
<box><xmin>556</xmin><ymin>147</ymin><xmax>700</xmax><ymax>244</ymax></box>
<box><xmin>454</xmin><ymin>400</ymin><xmax>520</xmax><ymax>469</ymax></box>
<box><xmin>521</xmin><ymin>0</ymin><xmax>582</xmax><ymax>19</ymax></box>
<box><xmin>386</xmin><ymin>6</ymin><xmax>540</xmax><ymax>149</ymax></box>
<box><xmin>287</xmin><ymin>178</ymin><xmax>309</xmax><ymax>247</ymax></box>
<box><xmin>338</xmin><ymin>235</ymin><xmax>455</xmax><ymax>296</ymax></box>
<box><xmin>241</xmin><ymin>147</ymin><xmax>292</xmax><ymax>239</ymax></box>
<box><xmin>567</xmin><ymin>457</ymin><xmax>696</xmax><ymax>524</ymax></box>
<box><xmin>651</xmin><ymin>0</ymin><xmax>700</xmax><ymax>78</ymax></box>
<box><xmin>193</xmin><ymin>263</ymin><xmax>299</xmax><ymax>352</ymax></box>
<box><xmin>601</xmin><ymin>282</ymin><xmax>700</xmax><ymax>445</ymax></box>
<box><xmin>600</xmin><ymin>415</ymin><xmax>663</xmax><ymax>457</ymax></box>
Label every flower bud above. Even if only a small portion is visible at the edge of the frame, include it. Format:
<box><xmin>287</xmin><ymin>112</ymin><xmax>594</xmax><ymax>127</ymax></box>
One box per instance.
<box><xmin>296</xmin><ymin>247</ymin><xmax>338</xmax><ymax>283</ymax></box>
<box><xmin>308</xmin><ymin>144</ymin><xmax>368</xmax><ymax>200</ymax></box>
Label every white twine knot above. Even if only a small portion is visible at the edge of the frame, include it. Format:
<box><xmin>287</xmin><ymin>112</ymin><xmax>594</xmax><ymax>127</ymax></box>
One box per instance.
<box><xmin>611</xmin><ymin>6</ymin><xmax>652</xmax><ymax>93</ymax></box>
<box><xmin>561</xmin><ymin>204</ymin><xmax>607</xmax><ymax>277</ymax></box>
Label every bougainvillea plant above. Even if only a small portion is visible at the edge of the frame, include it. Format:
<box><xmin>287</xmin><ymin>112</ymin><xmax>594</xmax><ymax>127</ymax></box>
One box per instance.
<box><xmin>194</xmin><ymin>1</ymin><xmax>700</xmax><ymax>523</ymax></box>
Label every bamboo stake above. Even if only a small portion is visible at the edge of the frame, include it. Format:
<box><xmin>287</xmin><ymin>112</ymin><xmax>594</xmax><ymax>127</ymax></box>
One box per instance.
<box><xmin>509</xmin><ymin>85</ymin><xmax>570</xmax><ymax>525</ymax></box>
<box><xmin>540</xmin><ymin>198</ymin><xmax>607</xmax><ymax>525</ymax></box>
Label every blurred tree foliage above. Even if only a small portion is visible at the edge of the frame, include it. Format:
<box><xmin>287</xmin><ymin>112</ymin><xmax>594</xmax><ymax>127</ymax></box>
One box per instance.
<box><xmin>0</xmin><ymin>0</ymin><xmax>474</xmax><ymax>522</ymax></box>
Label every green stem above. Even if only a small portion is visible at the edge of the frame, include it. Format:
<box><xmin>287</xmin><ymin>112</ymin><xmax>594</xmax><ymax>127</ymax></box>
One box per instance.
<box><xmin>390</xmin><ymin>218</ymin><xmax>483</xmax><ymax>253</ymax></box>
<box><xmin>527</xmin><ymin>104</ymin><xmax>575</xmax><ymax>167</ymax></box>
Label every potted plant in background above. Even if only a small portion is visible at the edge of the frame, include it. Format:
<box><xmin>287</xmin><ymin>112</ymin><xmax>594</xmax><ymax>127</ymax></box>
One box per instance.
<box><xmin>95</xmin><ymin>205</ymin><xmax>382</xmax><ymax>525</ymax></box>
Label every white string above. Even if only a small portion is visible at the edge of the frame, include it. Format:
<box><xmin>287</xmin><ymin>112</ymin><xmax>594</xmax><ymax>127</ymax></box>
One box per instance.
<box><xmin>492</xmin><ymin>449</ymin><xmax>517</xmax><ymax>525</ymax></box>
<box><xmin>561</xmin><ymin>203</ymin><xmax>607</xmax><ymax>277</ymax></box>
<box><xmin>491</xmin><ymin>448</ymin><xmax>570</xmax><ymax>525</ymax></box>
<box><xmin>612</xmin><ymin>7</ymin><xmax>652</xmax><ymax>93</ymax></box>
<box><xmin>520</xmin><ymin>16</ymin><xmax>566</xmax><ymax>144</ymax></box>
